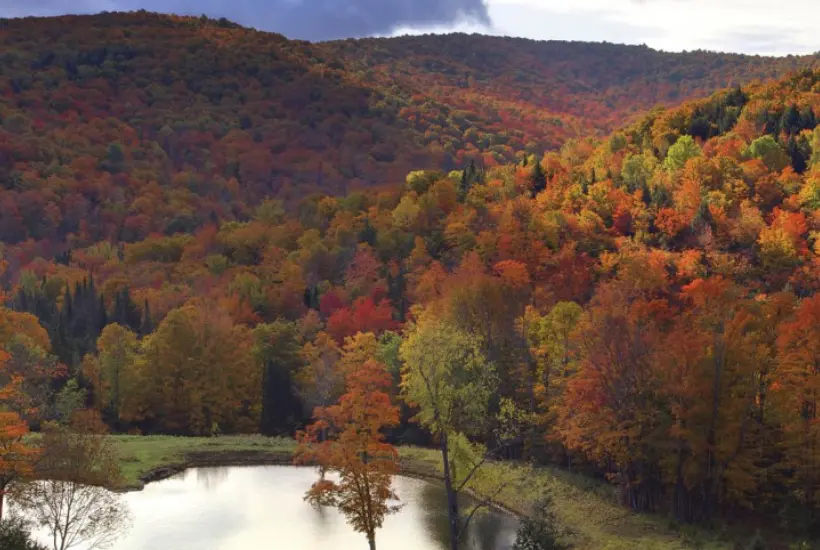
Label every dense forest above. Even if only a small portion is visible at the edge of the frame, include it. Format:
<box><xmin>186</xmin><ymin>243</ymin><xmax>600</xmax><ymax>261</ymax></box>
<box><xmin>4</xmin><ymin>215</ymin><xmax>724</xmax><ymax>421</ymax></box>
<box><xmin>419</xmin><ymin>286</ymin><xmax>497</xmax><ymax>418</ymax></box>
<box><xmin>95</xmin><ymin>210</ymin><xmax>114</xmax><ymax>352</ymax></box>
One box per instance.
<box><xmin>1</xmin><ymin>38</ymin><xmax>820</xmax><ymax>538</ymax></box>
<box><xmin>3</xmin><ymin>9</ymin><xmax>820</xmax><ymax>545</ymax></box>
<box><xmin>0</xmin><ymin>11</ymin><xmax>819</xmax><ymax>252</ymax></box>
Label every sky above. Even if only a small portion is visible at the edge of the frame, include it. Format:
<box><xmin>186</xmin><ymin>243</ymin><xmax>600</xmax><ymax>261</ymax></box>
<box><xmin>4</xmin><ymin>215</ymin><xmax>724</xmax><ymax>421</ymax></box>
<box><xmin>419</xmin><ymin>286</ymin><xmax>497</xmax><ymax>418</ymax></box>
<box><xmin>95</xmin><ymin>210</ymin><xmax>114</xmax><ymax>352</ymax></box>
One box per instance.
<box><xmin>2</xmin><ymin>0</ymin><xmax>820</xmax><ymax>56</ymax></box>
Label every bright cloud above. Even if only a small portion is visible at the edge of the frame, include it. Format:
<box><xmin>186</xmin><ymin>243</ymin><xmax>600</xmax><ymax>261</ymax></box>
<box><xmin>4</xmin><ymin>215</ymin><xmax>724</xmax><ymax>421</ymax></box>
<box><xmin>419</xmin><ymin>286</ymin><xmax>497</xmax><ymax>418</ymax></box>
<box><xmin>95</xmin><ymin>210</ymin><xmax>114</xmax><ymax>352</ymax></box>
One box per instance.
<box><xmin>2</xmin><ymin>0</ymin><xmax>818</xmax><ymax>54</ymax></box>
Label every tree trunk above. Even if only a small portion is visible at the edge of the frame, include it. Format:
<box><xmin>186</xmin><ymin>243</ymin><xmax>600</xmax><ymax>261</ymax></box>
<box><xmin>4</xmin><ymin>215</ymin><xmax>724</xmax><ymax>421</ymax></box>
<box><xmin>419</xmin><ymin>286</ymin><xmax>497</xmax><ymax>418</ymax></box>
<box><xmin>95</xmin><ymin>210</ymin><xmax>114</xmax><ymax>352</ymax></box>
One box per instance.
<box><xmin>526</xmin><ymin>355</ymin><xmax>538</xmax><ymax>462</ymax></box>
<box><xmin>440</xmin><ymin>433</ymin><xmax>460</xmax><ymax>550</ymax></box>
<box><xmin>704</xmin><ymin>329</ymin><xmax>726</xmax><ymax>526</ymax></box>
<box><xmin>673</xmin><ymin>441</ymin><xmax>689</xmax><ymax>523</ymax></box>
<box><xmin>0</xmin><ymin>477</ymin><xmax>11</xmax><ymax>521</ymax></box>
<box><xmin>368</xmin><ymin>533</ymin><xmax>376</xmax><ymax>550</ymax></box>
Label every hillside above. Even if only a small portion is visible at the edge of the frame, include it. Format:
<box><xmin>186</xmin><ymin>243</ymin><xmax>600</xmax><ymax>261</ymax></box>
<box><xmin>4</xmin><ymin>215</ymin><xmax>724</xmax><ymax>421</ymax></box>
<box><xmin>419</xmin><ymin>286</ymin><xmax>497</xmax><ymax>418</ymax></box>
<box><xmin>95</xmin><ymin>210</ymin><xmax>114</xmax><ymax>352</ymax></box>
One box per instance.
<box><xmin>1</xmin><ymin>11</ymin><xmax>819</xmax><ymax>252</ymax></box>
<box><xmin>334</xmin><ymin>33</ymin><xmax>816</xmax><ymax>145</ymax></box>
<box><xmin>1</xmin><ymin>21</ymin><xmax>820</xmax><ymax>543</ymax></box>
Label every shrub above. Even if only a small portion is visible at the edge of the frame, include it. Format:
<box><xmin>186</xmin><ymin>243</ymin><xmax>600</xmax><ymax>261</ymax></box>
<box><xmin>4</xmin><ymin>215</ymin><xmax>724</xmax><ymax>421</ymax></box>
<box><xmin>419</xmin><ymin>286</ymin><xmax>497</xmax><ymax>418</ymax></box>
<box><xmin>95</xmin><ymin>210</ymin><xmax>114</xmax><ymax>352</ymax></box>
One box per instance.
<box><xmin>512</xmin><ymin>493</ymin><xmax>571</xmax><ymax>550</ymax></box>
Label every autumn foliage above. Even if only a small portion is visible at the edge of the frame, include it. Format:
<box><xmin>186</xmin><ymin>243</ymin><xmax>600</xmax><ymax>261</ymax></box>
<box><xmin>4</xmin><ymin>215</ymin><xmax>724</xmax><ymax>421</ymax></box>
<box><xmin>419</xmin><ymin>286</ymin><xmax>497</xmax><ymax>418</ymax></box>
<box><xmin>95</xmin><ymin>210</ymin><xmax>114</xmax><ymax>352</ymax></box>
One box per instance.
<box><xmin>0</xmin><ymin>267</ymin><xmax>41</xmax><ymax>521</ymax></box>
<box><xmin>0</xmin><ymin>11</ymin><xmax>816</xmax><ymax>251</ymax></box>
<box><xmin>296</xmin><ymin>359</ymin><xmax>400</xmax><ymax>550</ymax></box>
<box><xmin>1</xmin><ymin>16</ymin><xmax>820</xmax><ymax>539</ymax></box>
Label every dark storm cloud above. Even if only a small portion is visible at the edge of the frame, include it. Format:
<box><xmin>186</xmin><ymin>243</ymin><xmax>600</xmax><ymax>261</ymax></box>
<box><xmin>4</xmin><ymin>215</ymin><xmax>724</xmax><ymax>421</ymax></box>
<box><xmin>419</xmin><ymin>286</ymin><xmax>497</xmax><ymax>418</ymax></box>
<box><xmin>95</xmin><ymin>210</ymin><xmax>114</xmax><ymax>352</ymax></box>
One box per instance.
<box><xmin>0</xmin><ymin>0</ymin><xmax>491</xmax><ymax>41</ymax></box>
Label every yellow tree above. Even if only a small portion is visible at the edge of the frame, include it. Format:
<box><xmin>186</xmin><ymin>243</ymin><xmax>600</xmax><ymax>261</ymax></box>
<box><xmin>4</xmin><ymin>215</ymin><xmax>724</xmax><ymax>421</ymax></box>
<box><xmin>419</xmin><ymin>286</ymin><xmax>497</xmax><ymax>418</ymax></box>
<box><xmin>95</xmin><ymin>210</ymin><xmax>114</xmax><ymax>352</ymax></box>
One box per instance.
<box><xmin>0</xmin><ymin>303</ymin><xmax>63</xmax><ymax>425</ymax></box>
<box><xmin>139</xmin><ymin>299</ymin><xmax>260</xmax><ymax>435</ymax></box>
<box><xmin>82</xmin><ymin>323</ymin><xmax>140</xmax><ymax>428</ymax></box>
<box><xmin>296</xmin><ymin>359</ymin><xmax>400</xmax><ymax>550</ymax></box>
<box><xmin>522</xmin><ymin>301</ymin><xmax>583</xmax><ymax>458</ymax></box>
<box><xmin>338</xmin><ymin>331</ymin><xmax>379</xmax><ymax>376</ymax></box>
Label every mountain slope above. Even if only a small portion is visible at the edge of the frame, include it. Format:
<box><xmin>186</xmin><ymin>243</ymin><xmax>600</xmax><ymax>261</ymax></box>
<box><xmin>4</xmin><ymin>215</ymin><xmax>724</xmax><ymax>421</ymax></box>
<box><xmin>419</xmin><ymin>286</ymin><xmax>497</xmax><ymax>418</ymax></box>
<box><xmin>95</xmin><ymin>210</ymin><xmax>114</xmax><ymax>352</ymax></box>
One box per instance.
<box><xmin>9</xmin><ymin>66</ymin><xmax>820</xmax><ymax>327</ymax></box>
<box><xmin>5</xmin><ymin>66</ymin><xmax>820</xmax><ymax>544</ymax></box>
<box><xmin>0</xmin><ymin>11</ymin><xmax>818</xmax><ymax>249</ymax></box>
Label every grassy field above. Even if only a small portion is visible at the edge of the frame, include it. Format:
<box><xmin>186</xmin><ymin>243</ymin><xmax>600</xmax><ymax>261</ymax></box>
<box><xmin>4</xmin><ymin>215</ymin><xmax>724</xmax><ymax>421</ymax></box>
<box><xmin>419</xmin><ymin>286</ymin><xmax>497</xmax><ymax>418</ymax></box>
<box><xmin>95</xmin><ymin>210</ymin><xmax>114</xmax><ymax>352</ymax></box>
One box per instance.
<box><xmin>114</xmin><ymin>434</ymin><xmax>296</xmax><ymax>488</ymax></box>
<box><xmin>111</xmin><ymin>435</ymin><xmax>745</xmax><ymax>550</ymax></box>
<box><xmin>399</xmin><ymin>446</ymin><xmax>740</xmax><ymax>550</ymax></box>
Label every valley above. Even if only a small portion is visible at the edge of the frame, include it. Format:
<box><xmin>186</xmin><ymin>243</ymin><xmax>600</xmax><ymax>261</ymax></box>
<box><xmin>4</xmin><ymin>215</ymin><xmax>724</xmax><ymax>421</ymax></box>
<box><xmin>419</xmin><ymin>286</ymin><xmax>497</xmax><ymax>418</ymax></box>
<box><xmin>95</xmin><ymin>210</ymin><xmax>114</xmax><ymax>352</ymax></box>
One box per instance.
<box><xmin>0</xmin><ymin>10</ymin><xmax>819</xmax><ymax>550</ymax></box>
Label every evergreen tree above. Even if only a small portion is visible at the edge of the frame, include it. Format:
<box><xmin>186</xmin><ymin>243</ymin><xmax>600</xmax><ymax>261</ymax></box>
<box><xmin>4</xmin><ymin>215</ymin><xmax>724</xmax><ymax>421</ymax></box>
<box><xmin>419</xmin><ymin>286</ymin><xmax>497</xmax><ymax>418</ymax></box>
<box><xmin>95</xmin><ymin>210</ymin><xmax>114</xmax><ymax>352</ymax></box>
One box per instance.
<box><xmin>458</xmin><ymin>168</ymin><xmax>469</xmax><ymax>201</ymax></box>
<box><xmin>458</xmin><ymin>160</ymin><xmax>482</xmax><ymax>201</ymax></box>
<box><xmin>387</xmin><ymin>264</ymin><xmax>407</xmax><ymax>322</ymax></box>
<box><xmin>787</xmin><ymin>135</ymin><xmax>809</xmax><ymax>174</ymax></box>
<box><xmin>799</xmin><ymin>105</ymin><xmax>817</xmax><ymax>132</ymax></box>
<box><xmin>359</xmin><ymin>217</ymin><xmax>377</xmax><ymax>246</ymax></box>
<box><xmin>97</xmin><ymin>295</ymin><xmax>108</xmax><ymax>332</ymax></box>
<box><xmin>530</xmin><ymin>157</ymin><xmax>547</xmax><ymax>198</ymax></box>
<box><xmin>110</xmin><ymin>287</ymin><xmax>140</xmax><ymax>333</ymax></box>
<box><xmin>253</xmin><ymin>320</ymin><xmax>303</xmax><ymax>435</ymax></box>
<box><xmin>139</xmin><ymin>300</ymin><xmax>154</xmax><ymax>337</ymax></box>
<box><xmin>782</xmin><ymin>104</ymin><xmax>801</xmax><ymax>135</ymax></box>
<box><xmin>304</xmin><ymin>285</ymin><xmax>320</xmax><ymax>311</ymax></box>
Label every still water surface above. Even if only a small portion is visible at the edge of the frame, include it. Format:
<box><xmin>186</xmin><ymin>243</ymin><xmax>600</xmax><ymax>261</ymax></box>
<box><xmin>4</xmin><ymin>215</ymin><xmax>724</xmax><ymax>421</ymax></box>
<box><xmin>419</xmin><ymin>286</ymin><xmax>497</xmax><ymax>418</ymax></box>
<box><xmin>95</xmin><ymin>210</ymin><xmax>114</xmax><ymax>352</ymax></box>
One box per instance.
<box><xmin>34</xmin><ymin>465</ymin><xmax>519</xmax><ymax>550</ymax></box>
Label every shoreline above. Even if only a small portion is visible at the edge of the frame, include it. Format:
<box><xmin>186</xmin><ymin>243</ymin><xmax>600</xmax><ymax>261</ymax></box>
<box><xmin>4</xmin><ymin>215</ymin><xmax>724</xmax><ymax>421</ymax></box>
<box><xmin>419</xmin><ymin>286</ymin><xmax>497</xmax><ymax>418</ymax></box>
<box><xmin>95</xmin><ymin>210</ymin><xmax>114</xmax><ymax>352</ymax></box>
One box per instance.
<box><xmin>111</xmin><ymin>435</ymin><xmax>744</xmax><ymax>549</ymax></box>
<box><xmin>120</xmin><ymin>448</ymin><xmax>525</xmax><ymax>519</ymax></box>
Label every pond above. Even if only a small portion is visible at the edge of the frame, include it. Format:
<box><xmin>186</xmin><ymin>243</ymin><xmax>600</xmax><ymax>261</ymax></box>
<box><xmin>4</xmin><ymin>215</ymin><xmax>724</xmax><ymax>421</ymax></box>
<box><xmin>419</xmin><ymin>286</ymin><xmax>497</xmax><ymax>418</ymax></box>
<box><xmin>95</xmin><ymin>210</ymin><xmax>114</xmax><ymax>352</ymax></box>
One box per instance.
<box><xmin>25</xmin><ymin>465</ymin><xmax>520</xmax><ymax>550</ymax></box>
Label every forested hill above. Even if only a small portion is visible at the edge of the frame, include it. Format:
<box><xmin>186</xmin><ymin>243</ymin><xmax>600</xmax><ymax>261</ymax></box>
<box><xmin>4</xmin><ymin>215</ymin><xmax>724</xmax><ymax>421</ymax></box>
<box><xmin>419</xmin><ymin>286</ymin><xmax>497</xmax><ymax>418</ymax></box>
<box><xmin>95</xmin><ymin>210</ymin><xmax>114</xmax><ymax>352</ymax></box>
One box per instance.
<box><xmin>1</xmin><ymin>12</ymin><xmax>819</xmax><ymax>252</ymax></box>
<box><xmin>334</xmin><ymin>33</ymin><xmax>816</xmax><ymax>131</ymax></box>
<box><xmin>1</xmin><ymin>32</ymin><xmax>820</xmax><ymax>538</ymax></box>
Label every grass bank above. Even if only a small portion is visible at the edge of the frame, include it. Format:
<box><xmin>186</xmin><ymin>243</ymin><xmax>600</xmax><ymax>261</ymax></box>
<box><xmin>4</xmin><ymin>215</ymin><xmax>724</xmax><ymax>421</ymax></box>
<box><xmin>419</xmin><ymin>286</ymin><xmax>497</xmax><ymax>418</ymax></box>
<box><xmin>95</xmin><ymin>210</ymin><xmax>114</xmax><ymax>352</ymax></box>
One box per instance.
<box><xmin>112</xmin><ymin>435</ymin><xmax>736</xmax><ymax>550</ymax></box>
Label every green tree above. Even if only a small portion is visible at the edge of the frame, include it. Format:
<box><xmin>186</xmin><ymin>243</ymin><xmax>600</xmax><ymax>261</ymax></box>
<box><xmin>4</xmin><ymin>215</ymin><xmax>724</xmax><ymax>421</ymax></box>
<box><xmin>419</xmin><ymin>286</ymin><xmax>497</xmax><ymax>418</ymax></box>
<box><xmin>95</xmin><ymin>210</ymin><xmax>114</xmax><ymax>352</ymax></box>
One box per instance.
<box><xmin>400</xmin><ymin>312</ymin><xmax>497</xmax><ymax>550</ymax></box>
<box><xmin>530</xmin><ymin>158</ymin><xmax>547</xmax><ymax>197</ymax></box>
<box><xmin>252</xmin><ymin>320</ymin><xmax>303</xmax><ymax>435</ymax></box>
<box><xmin>254</xmin><ymin>198</ymin><xmax>286</xmax><ymax>225</ymax></box>
<box><xmin>406</xmin><ymin>170</ymin><xmax>442</xmax><ymax>194</ymax></box>
<box><xmin>749</xmin><ymin>135</ymin><xmax>790</xmax><ymax>172</ymax></box>
<box><xmin>663</xmin><ymin>135</ymin><xmax>701</xmax><ymax>172</ymax></box>
<box><xmin>54</xmin><ymin>379</ymin><xmax>87</xmax><ymax>425</ymax></box>
<box><xmin>621</xmin><ymin>153</ymin><xmax>657</xmax><ymax>193</ymax></box>
<box><xmin>101</xmin><ymin>143</ymin><xmax>126</xmax><ymax>173</ymax></box>
<box><xmin>83</xmin><ymin>324</ymin><xmax>139</xmax><ymax>428</ymax></box>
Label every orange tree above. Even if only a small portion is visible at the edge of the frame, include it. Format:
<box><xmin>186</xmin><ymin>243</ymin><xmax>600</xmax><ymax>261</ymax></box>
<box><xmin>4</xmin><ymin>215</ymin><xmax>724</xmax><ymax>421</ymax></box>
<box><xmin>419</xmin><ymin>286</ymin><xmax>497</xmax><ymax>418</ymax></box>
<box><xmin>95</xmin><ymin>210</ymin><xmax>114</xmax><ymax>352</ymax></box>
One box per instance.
<box><xmin>296</xmin><ymin>358</ymin><xmax>400</xmax><ymax>550</ymax></box>
<box><xmin>0</xmin><ymin>265</ymin><xmax>41</xmax><ymax>521</ymax></box>
<box><xmin>0</xmin><ymin>349</ymin><xmax>41</xmax><ymax>521</ymax></box>
<box><xmin>0</xmin><ymin>414</ymin><xmax>38</xmax><ymax>521</ymax></box>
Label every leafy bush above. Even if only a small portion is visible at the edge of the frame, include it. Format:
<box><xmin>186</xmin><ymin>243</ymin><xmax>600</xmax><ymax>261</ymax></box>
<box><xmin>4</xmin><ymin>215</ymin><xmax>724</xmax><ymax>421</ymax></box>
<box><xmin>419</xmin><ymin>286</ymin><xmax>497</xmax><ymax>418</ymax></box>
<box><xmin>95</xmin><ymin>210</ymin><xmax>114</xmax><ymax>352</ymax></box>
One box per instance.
<box><xmin>513</xmin><ymin>494</ymin><xmax>571</xmax><ymax>550</ymax></box>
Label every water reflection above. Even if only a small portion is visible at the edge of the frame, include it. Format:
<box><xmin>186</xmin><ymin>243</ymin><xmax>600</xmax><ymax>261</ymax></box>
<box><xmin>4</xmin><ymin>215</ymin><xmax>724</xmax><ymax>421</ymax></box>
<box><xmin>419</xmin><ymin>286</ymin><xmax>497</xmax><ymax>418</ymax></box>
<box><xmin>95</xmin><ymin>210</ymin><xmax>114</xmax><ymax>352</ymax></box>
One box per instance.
<box><xmin>11</xmin><ymin>478</ymin><xmax>130</xmax><ymax>550</ymax></box>
<box><xmin>196</xmin><ymin>466</ymin><xmax>229</xmax><ymax>491</ymax></box>
<box><xmin>26</xmin><ymin>465</ymin><xmax>518</xmax><ymax>550</ymax></box>
<box><xmin>419</xmin><ymin>482</ymin><xmax>455</xmax><ymax>547</ymax></box>
<box><xmin>417</xmin><ymin>476</ymin><xmax>517</xmax><ymax>550</ymax></box>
